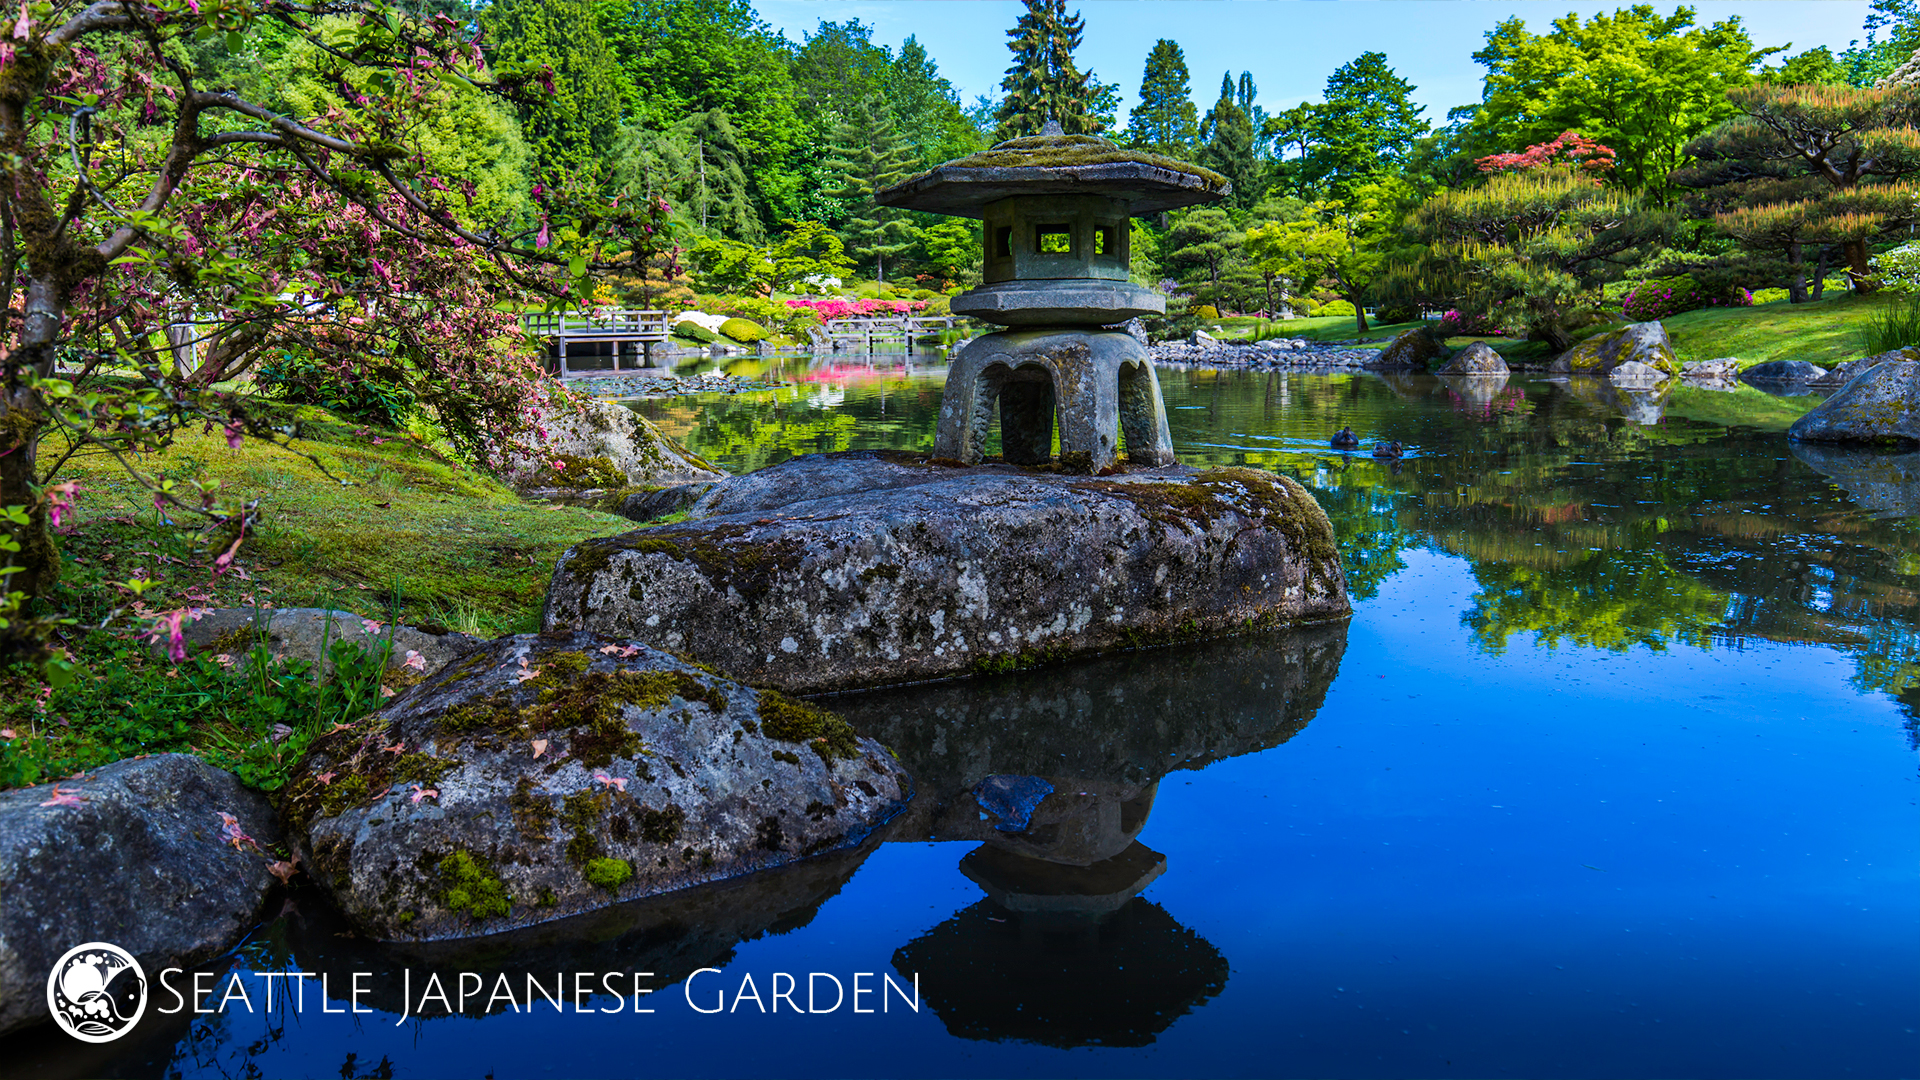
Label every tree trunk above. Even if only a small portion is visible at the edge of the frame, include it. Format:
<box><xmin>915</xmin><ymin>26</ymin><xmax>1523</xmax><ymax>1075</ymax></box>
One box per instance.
<box><xmin>1540</xmin><ymin>323</ymin><xmax>1574</xmax><ymax>354</ymax></box>
<box><xmin>1811</xmin><ymin>246</ymin><xmax>1830</xmax><ymax>302</ymax></box>
<box><xmin>1786</xmin><ymin>242</ymin><xmax>1808</xmax><ymax>304</ymax></box>
<box><xmin>1845</xmin><ymin>238</ymin><xmax>1875</xmax><ymax>294</ymax></box>
<box><xmin>2</xmin><ymin>276</ymin><xmax>73</xmax><ymax>597</ymax></box>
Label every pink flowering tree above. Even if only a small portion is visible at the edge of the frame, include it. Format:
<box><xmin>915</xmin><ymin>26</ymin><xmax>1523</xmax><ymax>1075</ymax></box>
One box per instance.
<box><xmin>0</xmin><ymin>0</ymin><xmax>653</xmax><ymax>634</ymax></box>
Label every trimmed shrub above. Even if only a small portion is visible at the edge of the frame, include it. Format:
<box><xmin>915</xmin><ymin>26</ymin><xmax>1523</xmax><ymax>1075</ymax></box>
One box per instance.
<box><xmin>672</xmin><ymin>319</ymin><xmax>718</xmax><ymax>343</ymax></box>
<box><xmin>718</xmin><ymin>317</ymin><xmax>766</xmax><ymax>343</ymax></box>
<box><xmin>1192</xmin><ymin>304</ymin><xmax>1220</xmax><ymax>320</ymax></box>
<box><xmin>1750</xmin><ymin>287</ymin><xmax>1790</xmax><ymax>305</ymax></box>
<box><xmin>1318</xmin><ymin>300</ymin><xmax>1356</xmax><ymax>317</ymax></box>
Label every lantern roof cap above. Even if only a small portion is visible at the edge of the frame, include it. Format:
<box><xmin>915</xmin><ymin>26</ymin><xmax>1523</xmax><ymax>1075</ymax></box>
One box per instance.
<box><xmin>876</xmin><ymin>133</ymin><xmax>1230</xmax><ymax>218</ymax></box>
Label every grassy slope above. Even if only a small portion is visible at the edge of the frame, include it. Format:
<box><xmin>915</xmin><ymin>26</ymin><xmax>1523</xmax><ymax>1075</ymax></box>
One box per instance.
<box><xmin>49</xmin><ymin>403</ymin><xmax>630</xmax><ymax>637</ymax></box>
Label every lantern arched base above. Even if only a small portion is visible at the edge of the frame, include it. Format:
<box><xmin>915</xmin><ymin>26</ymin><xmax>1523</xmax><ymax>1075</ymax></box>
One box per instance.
<box><xmin>935</xmin><ymin>329</ymin><xmax>1175</xmax><ymax>472</ymax></box>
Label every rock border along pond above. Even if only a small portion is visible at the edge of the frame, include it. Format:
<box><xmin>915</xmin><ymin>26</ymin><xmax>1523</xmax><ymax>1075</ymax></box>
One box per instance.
<box><xmin>542</xmin><ymin>450</ymin><xmax>1352</xmax><ymax>694</ymax></box>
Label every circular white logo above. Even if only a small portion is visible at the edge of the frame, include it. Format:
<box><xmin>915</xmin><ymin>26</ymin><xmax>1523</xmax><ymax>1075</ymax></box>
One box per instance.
<box><xmin>46</xmin><ymin>943</ymin><xmax>146</xmax><ymax>1043</ymax></box>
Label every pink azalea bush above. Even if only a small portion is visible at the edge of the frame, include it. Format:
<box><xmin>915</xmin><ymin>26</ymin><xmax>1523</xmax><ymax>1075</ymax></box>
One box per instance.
<box><xmin>785</xmin><ymin>298</ymin><xmax>928</xmax><ymax>320</ymax></box>
<box><xmin>1621</xmin><ymin>276</ymin><xmax>1752</xmax><ymax>321</ymax></box>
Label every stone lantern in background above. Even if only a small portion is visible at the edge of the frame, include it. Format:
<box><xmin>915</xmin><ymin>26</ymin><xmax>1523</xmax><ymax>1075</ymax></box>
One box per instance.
<box><xmin>878</xmin><ymin>123</ymin><xmax>1230</xmax><ymax>471</ymax></box>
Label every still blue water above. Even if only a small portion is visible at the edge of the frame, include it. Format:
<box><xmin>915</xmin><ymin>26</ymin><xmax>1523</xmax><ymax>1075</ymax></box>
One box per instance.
<box><xmin>30</xmin><ymin>356</ymin><xmax>1917</xmax><ymax>1079</ymax></box>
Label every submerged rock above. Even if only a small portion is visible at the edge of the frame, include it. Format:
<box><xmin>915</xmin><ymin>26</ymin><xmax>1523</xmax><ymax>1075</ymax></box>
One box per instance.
<box><xmin>285</xmin><ymin>632</ymin><xmax>910</xmax><ymax>942</ymax></box>
<box><xmin>1434</xmin><ymin>341</ymin><xmax>1508</xmax><ymax>376</ymax></box>
<box><xmin>614</xmin><ymin>481</ymin><xmax>716</xmax><ymax>524</ymax></box>
<box><xmin>1368</xmin><ymin>326</ymin><xmax>1450</xmax><ymax>371</ymax></box>
<box><xmin>543</xmin><ymin>451</ymin><xmax>1351</xmax><ymax>694</ymax></box>
<box><xmin>1549</xmin><ymin>321</ymin><xmax>1676</xmax><ymax>377</ymax></box>
<box><xmin>0</xmin><ymin>755</ymin><xmax>282</xmax><ymax>1037</ymax></box>
<box><xmin>1787</xmin><ymin>359</ymin><xmax>1920</xmax><ymax>445</ymax></box>
<box><xmin>502</xmin><ymin>396</ymin><xmax>725</xmax><ymax>493</ymax></box>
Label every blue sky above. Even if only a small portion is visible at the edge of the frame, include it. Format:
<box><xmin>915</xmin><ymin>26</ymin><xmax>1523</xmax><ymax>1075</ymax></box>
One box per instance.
<box><xmin>754</xmin><ymin>1</ymin><xmax>1876</xmax><ymax>128</ymax></box>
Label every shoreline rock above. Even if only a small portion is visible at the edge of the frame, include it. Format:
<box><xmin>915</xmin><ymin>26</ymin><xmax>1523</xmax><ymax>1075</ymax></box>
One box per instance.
<box><xmin>1549</xmin><ymin>321</ymin><xmax>1676</xmax><ymax>378</ymax></box>
<box><xmin>0</xmin><ymin>755</ymin><xmax>282</xmax><ymax>1037</ymax></box>
<box><xmin>543</xmin><ymin>451</ymin><xmax>1351</xmax><ymax>694</ymax></box>
<box><xmin>1787</xmin><ymin>359</ymin><xmax>1920</xmax><ymax>445</ymax></box>
<box><xmin>286</xmin><ymin>632</ymin><xmax>910</xmax><ymax>942</ymax></box>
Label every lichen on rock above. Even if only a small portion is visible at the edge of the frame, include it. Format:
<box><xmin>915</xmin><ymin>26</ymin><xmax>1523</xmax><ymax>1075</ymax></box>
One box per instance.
<box><xmin>286</xmin><ymin>632</ymin><xmax>911</xmax><ymax>942</ymax></box>
<box><xmin>543</xmin><ymin>450</ymin><xmax>1351</xmax><ymax>694</ymax></box>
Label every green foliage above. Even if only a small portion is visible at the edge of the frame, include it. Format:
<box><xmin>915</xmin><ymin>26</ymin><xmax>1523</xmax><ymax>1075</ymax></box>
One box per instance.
<box><xmin>1466</xmin><ymin>7</ymin><xmax>1777</xmax><ymax>202</ymax></box>
<box><xmin>484</xmin><ymin>0</ymin><xmax>627</xmax><ymax>183</ymax></box>
<box><xmin>1200</xmin><ymin>72</ymin><xmax>1261</xmax><ymax>208</ymax></box>
<box><xmin>254</xmin><ymin>354</ymin><xmax>418</xmax><ymax>430</ymax></box>
<box><xmin>824</xmin><ymin>96</ymin><xmax>917</xmax><ymax>280</ymax></box>
<box><xmin>1304</xmin><ymin>52</ymin><xmax>1430</xmax><ymax>197</ymax></box>
<box><xmin>673</xmin><ymin>320</ymin><xmax>719</xmax><ymax>343</ymax></box>
<box><xmin>1393</xmin><ymin>168</ymin><xmax>1674</xmax><ymax>350</ymax></box>
<box><xmin>1761</xmin><ymin>47</ymin><xmax>1849</xmax><ymax>87</ymax></box>
<box><xmin>1318</xmin><ymin>300</ymin><xmax>1356</xmax><ymax>317</ymax></box>
<box><xmin>1128</xmin><ymin>39</ymin><xmax>1199</xmax><ymax>157</ymax></box>
<box><xmin>1</xmin><ymin>631</ymin><xmax>395</xmax><ymax>792</ymax></box>
<box><xmin>916</xmin><ymin>219</ymin><xmax>980</xmax><ymax>286</ymax></box>
<box><xmin>769</xmin><ymin>220</ymin><xmax>857</xmax><ymax>292</ymax></box>
<box><xmin>1861</xmin><ymin>292</ymin><xmax>1920</xmax><ymax>352</ymax></box>
<box><xmin>993</xmin><ymin>1</ymin><xmax>1115</xmax><ymax>139</ymax></box>
<box><xmin>688</xmin><ymin>236</ymin><xmax>775</xmax><ymax>295</ymax></box>
<box><xmin>1192</xmin><ymin>304</ymin><xmax>1220</xmax><ymax>320</ymax></box>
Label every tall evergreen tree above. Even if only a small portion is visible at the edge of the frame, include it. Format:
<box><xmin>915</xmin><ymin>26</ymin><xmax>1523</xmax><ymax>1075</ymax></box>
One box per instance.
<box><xmin>994</xmin><ymin>1</ymin><xmax>1105</xmax><ymax>139</ymax></box>
<box><xmin>826</xmin><ymin>98</ymin><xmax>918</xmax><ymax>281</ymax></box>
<box><xmin>1127</xmin><ymin>39</ymin><xmax>1199</xmax><ymax>157</ymax></box>
<box><xmin>885</xmin><ymin>36</ymin><xmax>986</xmax><ymax>167</ymax></box>
<box><xmin>483</xmin><ymin>0</ymin><xmax>626</xmax><ymax>185</ymax></box>
<box><xmin>1236</xmin><ymin>72</ymin><xmax>1272</xmax><ymax>157</ymax></box>
<box><xmin>1305</xmin><ymin>51</ymin><xmax>1430</xmax><ymax>197</ymax></box>
<box><xmin>1201</xmin><ymin>73</ymin><xmax>1260</xmax><ymax>207</ymax></box>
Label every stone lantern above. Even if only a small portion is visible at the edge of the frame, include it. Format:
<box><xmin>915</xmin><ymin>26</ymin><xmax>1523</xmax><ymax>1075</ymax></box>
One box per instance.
<box><xmin>878</xmin><ymin>124</ymin><xmax>1229</xmax><ymax>471</ymax></box>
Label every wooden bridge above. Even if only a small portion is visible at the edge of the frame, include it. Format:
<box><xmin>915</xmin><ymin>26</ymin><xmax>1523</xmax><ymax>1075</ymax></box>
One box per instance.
<box><xmin>816</xmin><ymin>315</ymin><xmax>964</xmax><ymax>352</ymax></box>
<box><xmin>523</xmin><ymin>309</ymin><xmax>671</xmax><ymax>377</ymax></box>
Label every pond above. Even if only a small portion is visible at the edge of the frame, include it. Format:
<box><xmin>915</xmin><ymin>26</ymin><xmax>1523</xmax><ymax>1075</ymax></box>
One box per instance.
<box><xmin>35</xmin><ymin>352</ymin><xmax>1917</xmax><ymax>1079</ymax></box>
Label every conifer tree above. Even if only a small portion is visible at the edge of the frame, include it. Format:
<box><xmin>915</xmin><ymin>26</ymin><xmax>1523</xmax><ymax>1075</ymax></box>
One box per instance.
<box><xmin>1201</xmin><ymin>73</ymin><xmax>1260</xmax><ymax>207</ymax></box>
<box><xmin>482</xmin><ymin>0</ymin><xmax>626</xmax><ymax>185</ymax></box>
<box><xmin>1127</xmin><ymin>39</ymin><xmax>1199</xmax><ymax>157</ymax></box>
<box><xmin>826</xmin><ymin>98</ymin><xmax>918</xmax><ymax>281</ymax></box>
<box><xmin>994</xmin><ymin>1</ymin><xmax>1104</xmax><ymax>139</ymax></box>
<box><xmin>1680</xmin><ymin>84</ymin><xmax>1920</xmax><ymax>293</ymax></box>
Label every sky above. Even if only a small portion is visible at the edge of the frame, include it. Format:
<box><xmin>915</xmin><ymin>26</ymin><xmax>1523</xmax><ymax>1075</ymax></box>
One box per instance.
<box><xmin>753</xmin><ymin>1</ymin><xmax>1878</xmax><ymax>129</ymax></box>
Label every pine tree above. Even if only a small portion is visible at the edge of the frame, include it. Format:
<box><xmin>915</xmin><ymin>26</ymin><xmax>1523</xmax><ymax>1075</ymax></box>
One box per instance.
<box><xmin>1201</xmin><ymin>73</ymin><xmax>1260</xmax><ymax>208</ymax></box>
<box><xmin>994</xmin><ymin>1</ymin><xmax>1104</xmax><ymax>139</ymax></box>
<box><xmin>1127</xmin><ymin>39</ymin><xmax>1198</xmax><ymax>157</ymax></box>
<box><xmin>482</xmin><ymin>0</ymin><xmax>626</xmax><ymax>185</ymax></box>
<box><xmin>825</xmin><ymin>97</ymin><xmax>917</xmax><ymax>281</ymax></box>
<box><xmin>1236</xmin><ymin>72</ymin><xmax>1271</xmax><ymax>157</ymax></box>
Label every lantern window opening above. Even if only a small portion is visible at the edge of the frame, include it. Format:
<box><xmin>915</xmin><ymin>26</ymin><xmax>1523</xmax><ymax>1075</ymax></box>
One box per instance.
<box><xmin>1036</xmin><ymin>225</ymin><xmax>1073</xmax><ymax>254</ymax></box>
<box><xmin>993</xmin><ymin>226</ymin><xmax>1013</xmax><ymax>259</ymax></box>
<box><xmin>1094</xmin><ymin>226</ymin><xmax>1116</xmax><ymax>256</ymax></box>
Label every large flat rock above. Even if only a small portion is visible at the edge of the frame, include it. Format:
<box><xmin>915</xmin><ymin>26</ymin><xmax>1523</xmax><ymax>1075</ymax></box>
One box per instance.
<box><xmin>0</xmin><ymin>755</ymin><xmax>282</xmax><ymax>1037</ymax></box>
<box><xmin>542</xmin><ymin>452</ymin><xmax>1351</xmax><ymax>693</ymax></box>
<box><xmin>285</xmin><ymin>632</ymin><xmax>909</xmax><ymax>942</ymax></box>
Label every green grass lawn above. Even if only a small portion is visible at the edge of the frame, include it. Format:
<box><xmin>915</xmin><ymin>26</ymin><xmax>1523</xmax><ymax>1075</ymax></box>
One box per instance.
<box><xmin>46</xmin><ymin>403</ymin><xmax>631</xmax><ymax>639</ymax></box>
<box><xmin>1216</xmin><ymin>292</ymin><xmax>1894</xmax><ymax>369</ymax></box>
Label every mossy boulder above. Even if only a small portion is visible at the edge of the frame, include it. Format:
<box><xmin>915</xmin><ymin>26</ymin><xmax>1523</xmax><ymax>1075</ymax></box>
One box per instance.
<box><xmin>285</xmin><ymin>632</ymin><xmax>911</xmax><ymax>942</ymax></box>
<box><xmin>1434</xmin><ymin>341</ymin><xmax>1508</xmax><ymax>376</ymax></box>
<box><xmin>1368</xmin><ymin>326</ymin><xmax>1450</xmax><ymax>371</ymax></box>
<box><xmin>502</xmin><ymin>396</ymin><xmax>725</xmax><ymax>493</ymax></box>
<box><xmin>717</xmin><ymin>317</ymin><xmax>766</xmax><ymax>344</ymax></box>
<box><xmin>1787</xmin><ymin>359</ymin><xmax>1920</xmax><ymax>446</ymax></box>
<box><xmin>543</xmin><ymin>450</ymin><xmax>1351</xmax><ymax>694</ymax></box>
<box><xmin>1548</xmin><ymin>321</ymin><xmax>1677</xmax><ymax>377</ymax></box>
